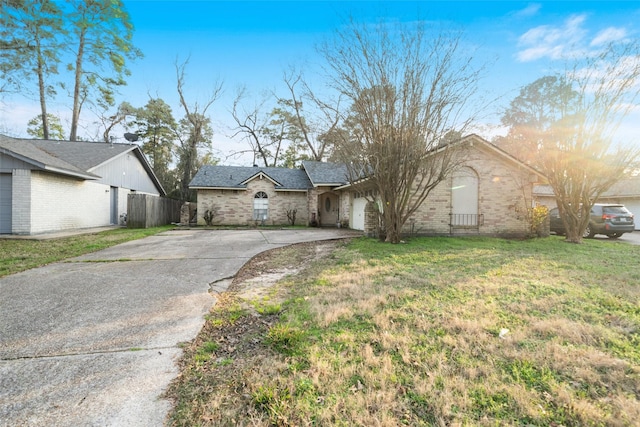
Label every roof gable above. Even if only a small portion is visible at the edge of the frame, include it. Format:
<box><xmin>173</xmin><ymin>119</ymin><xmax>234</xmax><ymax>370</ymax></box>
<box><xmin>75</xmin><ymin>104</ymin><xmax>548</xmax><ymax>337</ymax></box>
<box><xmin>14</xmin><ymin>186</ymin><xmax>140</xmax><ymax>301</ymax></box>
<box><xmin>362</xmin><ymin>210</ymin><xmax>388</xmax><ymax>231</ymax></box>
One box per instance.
<box><xmin>241</xmin><ymin>171</ymin><xmax>282</xmax><ymax>187</ymax></box>
<box><xmin>457</xmin><ymin>134</ymin><xmax>546</xmax><ymax>181</ymax></box>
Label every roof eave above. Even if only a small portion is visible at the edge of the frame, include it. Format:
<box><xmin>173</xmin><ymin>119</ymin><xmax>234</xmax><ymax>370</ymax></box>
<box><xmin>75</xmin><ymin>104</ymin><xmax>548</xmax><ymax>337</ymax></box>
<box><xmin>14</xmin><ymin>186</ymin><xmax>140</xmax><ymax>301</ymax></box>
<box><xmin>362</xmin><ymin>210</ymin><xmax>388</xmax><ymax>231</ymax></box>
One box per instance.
<box><xmin>313</xmin><ymin>182</ymin><xmax>348</xmax><ymax>187</ymax></box>
<box><xmin>0</xmin><ymin>147</ymin><xmax>47</xmax><ymax>170</ymax></box>
<box><xmin>190</xmin><ymin>186</ymin><xmax>247</xmax><ymax>191</ymax></box>
<box><xmin>44</xmin><ymin>165</ymin><xmax>98</xmax><ymax>180</ymax></box>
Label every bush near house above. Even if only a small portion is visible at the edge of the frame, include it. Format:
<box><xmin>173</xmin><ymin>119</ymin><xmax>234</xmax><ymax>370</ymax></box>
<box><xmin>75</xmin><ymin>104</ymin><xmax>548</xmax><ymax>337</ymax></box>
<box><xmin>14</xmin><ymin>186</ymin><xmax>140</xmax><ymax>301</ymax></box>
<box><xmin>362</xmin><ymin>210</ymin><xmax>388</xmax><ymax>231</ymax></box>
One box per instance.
<box><xmin>167</xmin><ymin>236</ymin><xmax>640</xmax><ymax>426</ymax></box>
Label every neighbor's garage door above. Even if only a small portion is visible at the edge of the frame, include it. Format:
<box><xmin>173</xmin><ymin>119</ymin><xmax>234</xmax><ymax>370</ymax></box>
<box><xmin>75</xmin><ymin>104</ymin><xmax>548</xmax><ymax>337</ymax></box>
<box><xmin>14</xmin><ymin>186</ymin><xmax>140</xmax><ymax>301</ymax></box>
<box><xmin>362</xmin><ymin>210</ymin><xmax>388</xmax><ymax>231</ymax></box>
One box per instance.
<box><xmin>0</xmin><ymin>174</ymin><xmax>11</xmax><ymax>234</ymax></box>
<box><xmin>623</xmin><ymin>201</ymin><xmax>640</xmax><ymax>230</ymax></box>
<box><xmin>352</xmin><ymin>196</ymin><xmax>367</xmax><ymax>231</ymax></box>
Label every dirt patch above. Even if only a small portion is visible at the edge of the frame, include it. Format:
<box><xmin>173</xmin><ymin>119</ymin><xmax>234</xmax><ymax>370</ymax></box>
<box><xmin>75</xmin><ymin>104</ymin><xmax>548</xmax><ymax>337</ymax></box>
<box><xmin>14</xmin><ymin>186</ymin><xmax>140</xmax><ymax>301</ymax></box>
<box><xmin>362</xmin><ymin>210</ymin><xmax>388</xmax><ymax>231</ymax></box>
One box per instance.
<box><xmin>165</xmin><ymin>239</ymin><xmax>346</xmax><ymax>426</ymax></box>
<box><xmin>228</xmin><ymin>240</ymin><xmax>339</xmax><ymax>311</ymax></box>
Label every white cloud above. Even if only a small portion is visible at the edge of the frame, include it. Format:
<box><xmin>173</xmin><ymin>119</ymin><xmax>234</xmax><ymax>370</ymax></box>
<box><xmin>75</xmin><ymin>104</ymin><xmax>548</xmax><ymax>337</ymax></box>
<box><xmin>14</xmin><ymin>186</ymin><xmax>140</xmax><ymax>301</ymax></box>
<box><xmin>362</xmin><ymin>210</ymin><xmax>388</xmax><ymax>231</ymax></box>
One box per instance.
<box><xmin>591</xmin><ymin>27</ymin><xmax>627</xmax><ymax>47</ymax></box>
<box><xmin>511</xmin><ymin>3</ymin><xmax>541</xmax><ymax>19</ymax></box>
<box><xmin>0</xmin><ymin>100</ymin><xmax>40</xmax><ymax>137</ymax></box>
<box><xmin>517</xmin><ymin>14</ymin><xmax>588</xmax><ymax>62</ymax></box>
<box><xmin>0</xmin><ymin>98</ymin><xmax>75</xmax><ymax>139</ymax></box>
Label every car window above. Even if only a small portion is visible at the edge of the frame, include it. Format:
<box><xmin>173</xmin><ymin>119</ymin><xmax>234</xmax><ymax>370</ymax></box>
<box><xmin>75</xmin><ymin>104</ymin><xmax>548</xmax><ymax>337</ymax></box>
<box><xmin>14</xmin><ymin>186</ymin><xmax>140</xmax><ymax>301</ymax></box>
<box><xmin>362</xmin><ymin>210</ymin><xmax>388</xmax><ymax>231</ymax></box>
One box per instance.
<box><xmin>603</xmin><ymin>206</ymin><xmax>631</xmax><ymax>215</ymax></box>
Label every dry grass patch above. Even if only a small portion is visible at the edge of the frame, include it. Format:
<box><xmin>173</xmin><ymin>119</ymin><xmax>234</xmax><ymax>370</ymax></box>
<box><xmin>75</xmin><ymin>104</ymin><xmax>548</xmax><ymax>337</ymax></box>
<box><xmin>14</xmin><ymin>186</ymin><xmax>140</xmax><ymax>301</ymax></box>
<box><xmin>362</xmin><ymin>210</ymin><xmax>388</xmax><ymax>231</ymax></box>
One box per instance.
<box><xmin>166</xmin><ymin>236</ymin><xmax>640</xmax><ymax>426</ymax></box>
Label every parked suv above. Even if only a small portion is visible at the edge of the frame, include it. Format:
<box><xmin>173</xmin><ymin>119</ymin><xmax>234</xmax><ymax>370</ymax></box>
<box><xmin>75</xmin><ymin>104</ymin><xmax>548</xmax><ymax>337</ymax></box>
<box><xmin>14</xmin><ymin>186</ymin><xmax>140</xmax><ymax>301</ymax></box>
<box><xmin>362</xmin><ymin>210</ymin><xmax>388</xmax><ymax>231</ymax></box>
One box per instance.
<box><xmin>549</xmin><ymin>203</ymin><xmax>635</xmax><ymax>238</ymax></box>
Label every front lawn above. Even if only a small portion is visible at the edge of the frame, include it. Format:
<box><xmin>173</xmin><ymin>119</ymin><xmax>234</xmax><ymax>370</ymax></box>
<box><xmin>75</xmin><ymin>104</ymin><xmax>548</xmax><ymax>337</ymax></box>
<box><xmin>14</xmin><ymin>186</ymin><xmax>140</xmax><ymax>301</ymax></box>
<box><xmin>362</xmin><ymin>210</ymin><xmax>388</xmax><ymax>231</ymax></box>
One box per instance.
<box><xmin>167</xmin><ymin>236</ymin><xmax>640</xmax><ymax>426</ymax></box>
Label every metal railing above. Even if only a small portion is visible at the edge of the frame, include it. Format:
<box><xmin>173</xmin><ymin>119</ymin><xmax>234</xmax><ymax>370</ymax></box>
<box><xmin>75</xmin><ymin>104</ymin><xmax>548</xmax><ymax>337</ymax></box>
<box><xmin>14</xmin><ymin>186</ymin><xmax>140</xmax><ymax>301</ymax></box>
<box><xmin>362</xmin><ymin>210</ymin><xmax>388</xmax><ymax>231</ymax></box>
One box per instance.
<box><xmin>450</xmin><ymin>213</ymin><xmax>484</xmax><ymax>227</ymax></box>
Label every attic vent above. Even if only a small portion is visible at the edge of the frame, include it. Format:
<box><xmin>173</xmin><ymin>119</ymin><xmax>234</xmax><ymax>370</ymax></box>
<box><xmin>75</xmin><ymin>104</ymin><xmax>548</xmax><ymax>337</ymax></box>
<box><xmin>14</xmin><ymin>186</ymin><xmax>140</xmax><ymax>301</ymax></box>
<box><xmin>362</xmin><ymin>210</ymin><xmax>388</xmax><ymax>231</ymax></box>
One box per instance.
<box><xmin>229</xmin><ymin>174</ymin><xmax>232</xmax><ymax>180</ymax></box>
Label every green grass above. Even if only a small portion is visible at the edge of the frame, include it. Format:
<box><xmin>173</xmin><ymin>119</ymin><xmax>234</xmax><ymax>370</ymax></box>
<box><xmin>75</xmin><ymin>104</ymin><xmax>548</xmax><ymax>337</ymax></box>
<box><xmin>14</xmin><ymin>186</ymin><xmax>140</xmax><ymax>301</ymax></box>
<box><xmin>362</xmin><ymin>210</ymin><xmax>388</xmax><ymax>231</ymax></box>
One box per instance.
<box><xmin>166</xmin><ymin>235</ymin><xmax>640</xmax><ymax>426</ymax></box>
<box><xmin>0</xmin><ymin>226</ymin><xmax>172</xmax><ymax>277</ymax></box>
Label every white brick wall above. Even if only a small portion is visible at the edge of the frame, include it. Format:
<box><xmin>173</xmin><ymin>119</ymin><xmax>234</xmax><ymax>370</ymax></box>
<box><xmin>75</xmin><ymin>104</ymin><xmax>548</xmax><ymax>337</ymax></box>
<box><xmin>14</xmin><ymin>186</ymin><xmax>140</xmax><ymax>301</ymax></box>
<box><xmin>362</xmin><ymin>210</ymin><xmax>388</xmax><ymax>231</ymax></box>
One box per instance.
<box><xmin>30</xmin><ymin>171</ymin><xmax>112</xmax><ymax>233</ymax></box>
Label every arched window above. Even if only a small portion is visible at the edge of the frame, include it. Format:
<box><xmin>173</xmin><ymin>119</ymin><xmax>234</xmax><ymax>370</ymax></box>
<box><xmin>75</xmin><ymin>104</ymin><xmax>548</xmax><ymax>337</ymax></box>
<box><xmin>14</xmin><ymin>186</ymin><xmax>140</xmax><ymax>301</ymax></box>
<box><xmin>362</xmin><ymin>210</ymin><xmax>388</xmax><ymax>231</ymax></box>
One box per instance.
<box><xmin>253</xmin><ymin>191</ymin><xmax>268</xmax><ymax>220</ymax></box>
<box><xmin>451</xmin><ymin>167</ymin><xmax>479</xmax><ymax>226</ymax></box>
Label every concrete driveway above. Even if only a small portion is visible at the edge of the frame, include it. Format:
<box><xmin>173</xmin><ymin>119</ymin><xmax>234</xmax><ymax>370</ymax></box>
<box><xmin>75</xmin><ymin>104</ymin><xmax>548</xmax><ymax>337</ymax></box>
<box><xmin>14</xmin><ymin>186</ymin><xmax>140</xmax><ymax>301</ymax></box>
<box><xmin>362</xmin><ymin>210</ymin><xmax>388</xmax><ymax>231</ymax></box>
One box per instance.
<box><xmin>0</xmin><ymin>228</ymin><xmax>357</xmax><ymax>426</ymax></box>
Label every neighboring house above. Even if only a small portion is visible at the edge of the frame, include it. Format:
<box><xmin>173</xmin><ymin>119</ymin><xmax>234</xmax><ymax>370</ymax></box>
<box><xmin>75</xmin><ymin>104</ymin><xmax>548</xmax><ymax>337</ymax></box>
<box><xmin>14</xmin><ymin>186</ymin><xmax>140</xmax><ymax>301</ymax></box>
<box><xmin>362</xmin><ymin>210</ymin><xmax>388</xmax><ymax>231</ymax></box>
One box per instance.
<box><xmin>190</xmin><ymin>134</ymin><xmax>545</xmax><ymax>237</ymax></box>
<box><xmin>0</xmin><ymin>134</ymin><xmax>164</xmax><ymax>235</ymax></box>
<box><xmin>534</xmin><ymin>178</ymin><xmax>640</xmax><ymax>230</ymax></box>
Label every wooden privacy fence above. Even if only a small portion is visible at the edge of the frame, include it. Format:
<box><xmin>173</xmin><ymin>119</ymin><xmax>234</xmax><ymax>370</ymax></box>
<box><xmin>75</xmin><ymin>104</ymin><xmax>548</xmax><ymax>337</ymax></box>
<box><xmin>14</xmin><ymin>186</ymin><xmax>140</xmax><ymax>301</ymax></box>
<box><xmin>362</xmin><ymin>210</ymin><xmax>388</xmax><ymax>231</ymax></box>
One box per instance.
<box><xmin>127</xmin><ymin>194</ymin><xmax>182</xmax><ymax>228</ymax></box>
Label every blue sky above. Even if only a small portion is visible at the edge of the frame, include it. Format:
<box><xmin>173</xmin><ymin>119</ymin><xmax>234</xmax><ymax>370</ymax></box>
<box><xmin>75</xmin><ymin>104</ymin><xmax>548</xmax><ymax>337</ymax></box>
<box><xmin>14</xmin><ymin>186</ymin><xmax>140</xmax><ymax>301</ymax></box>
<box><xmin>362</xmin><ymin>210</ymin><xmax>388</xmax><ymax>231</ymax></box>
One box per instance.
<box><xmin>2</xmin><ymin>1</ymin><xmax>640</xmax><ymax>164</ymax></box>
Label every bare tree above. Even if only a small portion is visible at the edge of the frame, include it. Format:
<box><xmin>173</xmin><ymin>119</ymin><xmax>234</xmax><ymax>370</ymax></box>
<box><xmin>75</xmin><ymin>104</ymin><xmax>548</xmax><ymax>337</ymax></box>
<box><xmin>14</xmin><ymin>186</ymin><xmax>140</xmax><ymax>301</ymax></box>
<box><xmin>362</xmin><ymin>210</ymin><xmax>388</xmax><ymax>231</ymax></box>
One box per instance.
<box><xmin>175</xmin><ymin>58</ymin><xmax>222</xmax><ymax>200</ymax></box>
<box><xmin>503</xmin><ymin>41</ymin><xmax>640</xmax><ymax>243</ymax></box>
<box><xmin>281</xmin><ymin>69</ymin><xmax>343</xmax><ymax>161</ymax></box>
<box><xmin>230</xmin><ymin>88</ymin><xmax>282</xmax><ymax>167</ymax></box>
<box><xmin>319</xmin><ymin>18</ymin><xmax>483</xmax><ymax>243</ymax></box>
<box><xmin>97</xmin><ymin>101</ymin><xmax>136</xmax><ymax>142</ymax></box>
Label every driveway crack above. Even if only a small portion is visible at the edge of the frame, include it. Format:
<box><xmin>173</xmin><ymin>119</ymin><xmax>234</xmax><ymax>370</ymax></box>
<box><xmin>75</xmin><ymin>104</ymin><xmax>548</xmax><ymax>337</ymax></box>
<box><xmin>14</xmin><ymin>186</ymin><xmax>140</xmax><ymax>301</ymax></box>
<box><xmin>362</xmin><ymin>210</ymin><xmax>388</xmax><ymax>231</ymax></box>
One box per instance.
<box><xmin>209</xmin><ymin>276</ymin><xmax>234</xmax><ymax>294</ymax></box>
<box><xmin>0</xmin><ymin>345</ymin><xmax>178</xmax><ymax>362</ymax></box>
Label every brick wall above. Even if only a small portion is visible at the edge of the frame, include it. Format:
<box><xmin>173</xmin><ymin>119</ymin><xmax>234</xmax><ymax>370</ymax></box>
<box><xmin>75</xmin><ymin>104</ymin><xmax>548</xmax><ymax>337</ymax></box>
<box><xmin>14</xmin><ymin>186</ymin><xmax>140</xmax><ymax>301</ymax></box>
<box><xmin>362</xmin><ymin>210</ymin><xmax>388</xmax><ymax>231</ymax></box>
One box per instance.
<box><xmin>30</xmin><ymin>171</ymin><xmax>113</xmax><ymax>233</ymax></box>
<box><xmin>363</xmin><ymin>143</ymin><xmax>536</xmax><ymax>237</ymax></box>
<box><xmin>196</xmin><ymin>178</ymin><xmax>308</xmax><ymax>226</ymax></box>
<box><xmin>11</xmin><ymin>169</ymin><xmax>31</xmax><ymax>234</ymax></box>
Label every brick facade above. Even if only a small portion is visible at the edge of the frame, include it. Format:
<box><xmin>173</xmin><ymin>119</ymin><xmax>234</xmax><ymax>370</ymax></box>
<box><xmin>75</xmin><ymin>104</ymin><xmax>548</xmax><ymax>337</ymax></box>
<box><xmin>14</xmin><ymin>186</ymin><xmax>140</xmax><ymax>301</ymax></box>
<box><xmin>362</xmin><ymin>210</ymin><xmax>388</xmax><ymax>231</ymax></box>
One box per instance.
<box><xmin>192</xmin><ymin>137</ymin><xmax>541</xmax><ymax>237</ymax></box>
<box><xmin>11</xmin><ymin>169</ymin><xmax>31</xmax><ymax>234</ymax></box>
<box><xmin>196</xmin><ymin>178</ymin><xmax>309</xmax><ymax>226</ymax></box>
<box><xmin>364</xmin><ymin>142</ymin><xmax>538</xmax><ymax>237</ymax></box>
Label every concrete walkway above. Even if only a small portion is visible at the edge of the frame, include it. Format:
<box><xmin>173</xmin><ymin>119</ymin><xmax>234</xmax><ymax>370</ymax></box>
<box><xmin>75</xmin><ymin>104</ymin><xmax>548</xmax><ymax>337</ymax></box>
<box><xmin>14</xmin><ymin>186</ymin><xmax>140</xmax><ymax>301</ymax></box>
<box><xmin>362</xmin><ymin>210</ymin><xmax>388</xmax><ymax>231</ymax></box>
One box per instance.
<box><xmin>0</xmin><ymin>228</ymin><xmax>358</xmax><ymax>426</ymax></box>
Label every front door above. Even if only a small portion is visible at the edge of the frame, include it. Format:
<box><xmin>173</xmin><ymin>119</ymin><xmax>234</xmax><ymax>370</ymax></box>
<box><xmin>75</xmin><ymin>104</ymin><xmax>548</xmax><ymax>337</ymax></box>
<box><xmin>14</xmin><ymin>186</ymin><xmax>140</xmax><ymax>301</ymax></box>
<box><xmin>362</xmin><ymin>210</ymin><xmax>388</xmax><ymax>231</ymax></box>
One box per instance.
<box><xmin>319</xmin><ymin>193</ymin><xmax>338</xmax><ymax>226</ymax></box>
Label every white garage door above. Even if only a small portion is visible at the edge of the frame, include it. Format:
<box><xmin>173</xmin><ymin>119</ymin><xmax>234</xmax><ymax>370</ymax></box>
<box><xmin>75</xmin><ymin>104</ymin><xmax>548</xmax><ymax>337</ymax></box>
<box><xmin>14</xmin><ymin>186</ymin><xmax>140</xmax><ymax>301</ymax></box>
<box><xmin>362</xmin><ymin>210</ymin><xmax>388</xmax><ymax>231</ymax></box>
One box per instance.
<box><xmin>351</xmin><ymin>197</ymin><xmax>367</xmax><ymax>231</ymax></box>
<box><xmin>622</xmin><ymin>201</ymin><xmax>640</xmax><ymax>230</ymax></box>
<box><xmin>0</xmin><ymin>174</ymin><xmax>11</xmax><ymax>234</ymax></box>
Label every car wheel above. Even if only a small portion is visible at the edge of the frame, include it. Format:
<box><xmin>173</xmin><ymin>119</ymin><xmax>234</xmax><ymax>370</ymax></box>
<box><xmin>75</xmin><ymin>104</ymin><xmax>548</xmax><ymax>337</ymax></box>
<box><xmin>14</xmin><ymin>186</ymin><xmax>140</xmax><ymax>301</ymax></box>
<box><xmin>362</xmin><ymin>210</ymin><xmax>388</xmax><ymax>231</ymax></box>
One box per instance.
<box><xmin>583</xmin><ymin>225</ymin><xmax>595</xmax><ymax>238</ymax></box>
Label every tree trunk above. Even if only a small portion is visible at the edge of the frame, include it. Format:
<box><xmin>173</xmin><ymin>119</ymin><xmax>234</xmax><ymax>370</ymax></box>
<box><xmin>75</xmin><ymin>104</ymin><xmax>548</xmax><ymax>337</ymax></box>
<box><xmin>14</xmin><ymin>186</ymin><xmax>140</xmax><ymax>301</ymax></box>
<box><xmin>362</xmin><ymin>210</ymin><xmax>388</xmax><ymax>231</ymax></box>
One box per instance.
<box><xmin>70</xmin><ymin>31</ymin><xmax>85</xmax><ymax>141</ymax></box>
<box><xmin>564</xmin><ymin>229</ymin><xmax>582</xmax><ymax>244</ymax></box>
<box><xmin>383</xmin><ymin>206</ymin><xmax>402</xmax><ymax>244</ymax></box>
<box><xmin>35</xmin><ymin>37</ymin><xmax>49</xmax><ymax>140</ymax></box>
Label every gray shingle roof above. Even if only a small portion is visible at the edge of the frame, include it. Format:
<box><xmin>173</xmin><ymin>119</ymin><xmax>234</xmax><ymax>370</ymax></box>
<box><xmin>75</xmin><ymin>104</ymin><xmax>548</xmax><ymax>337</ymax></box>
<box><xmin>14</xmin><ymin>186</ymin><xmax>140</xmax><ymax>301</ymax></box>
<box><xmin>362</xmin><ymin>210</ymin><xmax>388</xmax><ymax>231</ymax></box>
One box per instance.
<box><xmin>190</xmin><ymin>165</ymin><xmax>313</xmax><ymax>190</ymax></box>
<box><xmin>301</xmin><ymin>161</ymin><xmax>349</xmax><ymax>186</ymax></box>
<box><xmin>29</xmin><ymin>139</ymin><xmax>135</xmax><ymax>171</ymax></box>
<box><xmin>0</xmin><ymin>135</ymin><xmax>100</xmax><ymax>179</ymax></box>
